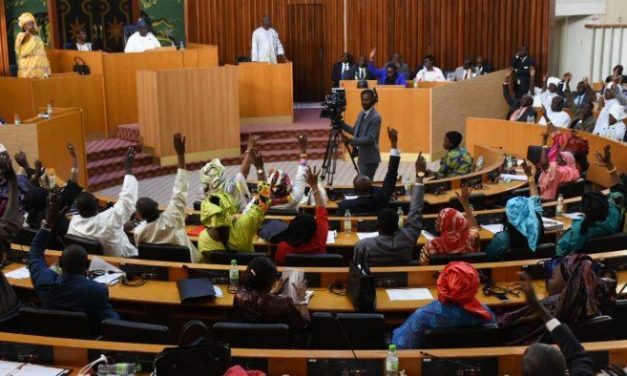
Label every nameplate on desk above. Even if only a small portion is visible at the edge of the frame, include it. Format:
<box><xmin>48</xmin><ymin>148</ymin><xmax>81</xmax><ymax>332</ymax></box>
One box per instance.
<box><xmin>307</xmin><ymin>358</ymin><xmax>382</xmax><ymax>376</ymax></box>
<box><xmin>421</xmin><ymin>356</ymin><xmax>497</xmax><ymax>376</ymax></box>
<box><xmin>121</xmin><ymin>264</ymin><xmax>169</xmax><ymax>281</ymax></box>
<box><xmin>87</xmin><ymin>350</ymin><xmax>156</xmax><ymax>373</ymax></box>
<box><xmin>0</xmin><ymin>341</ymin><xmax>54</xmax><ymax>365</ymax></box>
<box><xmin>372</xmin><ymin>272</ymin><xmax>408</xmax><ymax>288</ymax></box>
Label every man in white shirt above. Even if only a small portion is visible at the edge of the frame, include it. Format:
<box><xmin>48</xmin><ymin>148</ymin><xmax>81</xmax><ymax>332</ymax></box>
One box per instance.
<box><xmin>124</xmin><ymin>18</ymin><xmax>161</xmax><ymax>53</ymax></box>
<box><xmin>534</xmin><ymin>76</ymin><xmax>561</xmax><ymax>109</ymax></box>
<box><xmin>452</xmin><ymin>58</ymin><xmax>476</xmax><ymax>81</ymax></box>
<box><xmin>539</xmin><ymin>96</ymin><xmax>571</xmax><ymax>128</ymax></box>
<box><xmin>251</xmin><ymin>16</ymin><xmax>285</xmax><ymax>64</ymax></box>
<box><xmin>68</xmin><ymin>148</ymin><xmax>138</xmax><ymax>257</ymax></box>
<box><xmin>593</xmin><ymin>82</ymin><xmax>621</xmax><ymax>135</ymax></box>
<box><xmin>414</xmin><ymin>55</ymin><xmax>445</xmax><ymax>82</ymax></box>
<box><xmin>134</xmin><ymin>133</ymin><xmax>197</xmax><ymax>261</ymax></box>
<box><xmin>597</xmin><ymin>105</ymin><xmax>626</xmax><ymax>141</ymax></box>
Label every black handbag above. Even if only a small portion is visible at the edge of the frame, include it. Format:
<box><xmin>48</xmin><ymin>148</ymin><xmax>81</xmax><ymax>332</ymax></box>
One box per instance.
<box><xmin>347</xmin><ymin>253</ymin><xmax>376</xmax><ymax>312</ymax></box>
<box><xmin>73</xmin><ymin>57</ymin><xmax>90</xmax><ymax>75</ymax></box>
<box><xmin>153</xmin><ymin>321</ymin><xmax>231</xmax><ymax>376</ymax></box>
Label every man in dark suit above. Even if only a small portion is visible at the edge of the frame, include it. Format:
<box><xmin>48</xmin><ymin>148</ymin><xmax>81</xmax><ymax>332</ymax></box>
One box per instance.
<box><xmin>503</xmin><ymin>69</ymin><xmax>537</xmax><ymax>122</ymax></box>
<box><xmin>341</xmin><ymin>89</ymin><xmax>382</xmax><ymax>179</ymax></box>
<box><xmin>331</xmin><ymin>52</ymin><xmax>354</xmax><ymax>87</ymax></box>
<box><xmin>338</xmin><ymin>127</ymin><xmax>399</xmax><ymax>215</ymax></box>
<box><xmin>346</xmin><ymin>55</ymin><xmax>374</xmax><ymax>81</ymax></box>
<box><xmin>474</xmin><ymin>55</ymin><xmax>493</xmax><ymax>75</ymax></box>
<box><xmin>511</xmin><ymin>45</ymin><xmax>536</xmax><ymax>98</ymax></box>
<box><xmin>518</xmin><ymin>273</ymin><xmax>595</xmax><ymax>376</ymax></box>
<box><xmin>28</xmin><ymin>194</ymin><xmax>119</xmax><ymax>329</ymax></box>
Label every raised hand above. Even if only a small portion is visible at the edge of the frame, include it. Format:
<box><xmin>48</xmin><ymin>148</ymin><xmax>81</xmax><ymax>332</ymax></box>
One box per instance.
<box><xmin>0</xmin><ymin>154</ymin><xmax>16</xmax><ymax>181</ymax></box>
<box><xmin>415</xmin><ymin>152</ymin><xmax>426</xmax><ymax>174</ymax></box>
<box><xmin>455</xmin><ymin>185</ymin><xmax>473</xmax><ymax>206</ymax></box>
<box><xmin>530</xmin><ymin>66</ymin><xmax>536</xmax><ymax>77</ymax></box>
<box><xmin>595</xmin><ymin>145</ymin><xmax>612</xmax><ymax>167</ymax></box>
<box><xmin>246</xmin><ymin>133</ymin><xmax>260</xmax><ymax>152</ymax></box>
<box><xmin>521</xmin><ymin>160</ymin><xmax>534</xmax><ymax>177</ymax></box>
<box><xmin>515</xmin><ymin>272</ymin><xmax>541</xmax><ymax>310</ymax></box>
<box><xmin>562</xmin><ymin>72</ymin><xmax>572</xmax><ymax>82</ymax></box>
<box><xmin>369</xmin><ymin>47</ymin><xmax>376</xmax><ymax>61</ymax></box>
<box><xmin>66</xmin><ymin>142</ymin><xmax>77</xmax><ymax>159</ymax></box>
<box><xmin>297</xmin><ymin>133</ymin><xmax>307</xmax><ymax>154</ymax></box>
<box><xmin>387</xmin><ymin>127</ymin><xmax>398</xmax><ymax>149</ymax></box>
<box><xmin>173</xmin><ymin>133</ymin><xmax>186</xmax><ymax>156</ymax></box>
<box><xmin>252</xmin><ymin>149</ymin><xmax>264</xmax><ymax>171</ymax></box>
<box><xmin>44</xmin><ymin>191</ymin><xmax>69</xmax><ymax>228</ymax></box>
<box><xmin>305</xmin><ymin>166</ymin><xmax>320</xmax><ymax>188</ymax></box>
<box><xmin>13</xmin><ymin>151</ymin><xmax>29</xmax><ymax>169</ymax></box>
<box><xmin>124</xmin><ymin>147</ymin><xmax>136</xmax><ymax>175</ymax></box>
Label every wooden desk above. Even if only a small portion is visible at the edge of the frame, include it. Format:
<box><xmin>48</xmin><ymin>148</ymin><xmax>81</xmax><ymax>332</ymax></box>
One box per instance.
<box><xmin>339</xmin><ymin>79</ymin><xmax>378</xmax><ymax>88</ymax></box>
<box><xmin>137</xmin><ymin>66</ymin><xmax>241</xmax><ymax>166</ymax></box>
<box><xmin>0</xmin><ymin>108</ymin><xmax>88</xmax><ymax>187</ymax></box>
<box><xmin>237</xmin><ymin>62</ymin><xmax>294</xmax><ymax>125</ymax></box>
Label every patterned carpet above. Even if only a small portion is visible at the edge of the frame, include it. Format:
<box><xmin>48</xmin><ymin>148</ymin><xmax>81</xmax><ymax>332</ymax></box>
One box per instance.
<box><xmin>96</xmin><ymin>158</ymin><xmax>439</xmax><ymax>207</ymax></box>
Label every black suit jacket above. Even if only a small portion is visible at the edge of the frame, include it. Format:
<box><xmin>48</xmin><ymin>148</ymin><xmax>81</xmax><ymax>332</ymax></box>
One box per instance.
<box><xmin>476</xmin><ymin>63</ymin><xmax>494</xmax><ymax>75</ymax></box>
<box><xmin>503</xmin><ymin>84</ymin><xmax>537</xmax><ymax>122</ymax></box>
<box><xmin>337</xmin><ymin>154</ymin><xmax>400</xmax><ymax>215</ymax></box>
<box><xmin>346</xmin><ymin>65</ymin><xmax>375</xmax><ymax>81</ymax></box>
<box><xmin>550</xmin><ymin>324</ymin><xmax>595</xmax><ymax>376</ymax></box>
<box><xmin>332</xmin><ymin>61</ymin><xmax>354</xmax><ymax>87</ymax></box>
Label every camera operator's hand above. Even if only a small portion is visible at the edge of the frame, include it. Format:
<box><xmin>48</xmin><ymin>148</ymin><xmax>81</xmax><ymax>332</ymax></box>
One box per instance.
<box><xmin>341</xmin><ymin>132</ymin><xmax>351</xmax><ymax>146</ymax></box>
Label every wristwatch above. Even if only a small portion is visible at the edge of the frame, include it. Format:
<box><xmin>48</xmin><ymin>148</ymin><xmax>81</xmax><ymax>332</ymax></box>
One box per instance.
<box><xmin>416</xmin><ymin>172</ymin><xmax>425</xmax><ymax>178</ymax></box>
<box><xmin>257</xmin><ymin>169</ymin><xmax>264</xmax><ymax>175</ymax></box>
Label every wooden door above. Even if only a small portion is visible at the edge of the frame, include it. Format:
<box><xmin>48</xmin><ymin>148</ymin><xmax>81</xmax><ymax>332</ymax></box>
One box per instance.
<box><xmin>287</xmin><ymin>4</ymin><xmax>324</xmax><ymax>103</ymax></box>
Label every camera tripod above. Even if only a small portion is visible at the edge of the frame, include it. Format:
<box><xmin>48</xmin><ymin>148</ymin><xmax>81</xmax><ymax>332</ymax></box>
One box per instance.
<box><xmin>320</xmin><ymin>125</ymin><xmax>359</xmax><ymax>186</ymax></box>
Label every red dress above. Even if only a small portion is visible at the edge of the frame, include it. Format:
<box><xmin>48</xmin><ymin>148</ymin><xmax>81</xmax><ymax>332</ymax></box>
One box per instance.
<box><xmin>274</xmin><ymin>207</ymin><xmax>329</xmax><ymax>265</ymax></box>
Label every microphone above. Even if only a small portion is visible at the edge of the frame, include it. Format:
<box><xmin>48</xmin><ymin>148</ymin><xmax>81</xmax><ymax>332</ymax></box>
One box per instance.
<box><xmin>419</xmin><ymin>351</ymin><xmax>479</xmax><ymax>373</ymax></box>
<box><xmin>331</xmin><ymin>312</ymin><xmax>363</xmax><ymax>373</ymax></box>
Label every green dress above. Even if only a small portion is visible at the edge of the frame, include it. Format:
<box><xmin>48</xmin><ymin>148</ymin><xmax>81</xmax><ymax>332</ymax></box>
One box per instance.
<box><xmin>438</xmin><ymin>147</ymin><xmax>473</xmax><ymax>177</ymax></box>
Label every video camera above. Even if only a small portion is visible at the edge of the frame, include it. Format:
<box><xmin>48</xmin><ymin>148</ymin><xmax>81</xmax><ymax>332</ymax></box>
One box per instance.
<box><xmin>320</xmin><ymin>88</ymin><xmax>347</xmax><ymax>127</ymax></box>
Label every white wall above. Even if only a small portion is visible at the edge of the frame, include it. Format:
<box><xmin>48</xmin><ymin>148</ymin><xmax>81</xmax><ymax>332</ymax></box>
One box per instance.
<box><xmin>605</xmin><ymin>0</ymin><xmax>627</xmax><ymax>23</ymax></box>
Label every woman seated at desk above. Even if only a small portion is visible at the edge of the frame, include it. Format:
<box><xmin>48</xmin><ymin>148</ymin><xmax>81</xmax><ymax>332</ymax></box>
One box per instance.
<box><xmin>14</xmin><ymin>12</ymin><xmax>50</xmax><ymax>79</ymax></box>
<box><xmin>419</xmin><ymin>187</ymin><xmax>480</xmax><ymax>265</ymax></box>
<box><xmin>484</xmin><ymin>161</ymin><xmax>545</xmax><ymax>261</ymax></box>
<box><xmin>436</xmin><ymin>131</ymin><xmax>473</xmax><ymax>178</ymax></box>
<box><xmin>537</xmin><ymin>130</ymin><xmax>580</xmax><ymax>201</ymax></box>
<box><xmin>498</xmin><ymin>253</ymin><xmax>616</xmax><ymax>344</ymax></box>
<box><xmin>392</xmin><ymin>262</ymin><xmax>495</xmax><ymax>349</ymax></box>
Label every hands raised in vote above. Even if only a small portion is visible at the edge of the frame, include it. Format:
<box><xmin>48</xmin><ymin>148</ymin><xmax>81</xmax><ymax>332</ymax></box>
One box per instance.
<box><xmin>305</xmin><ymin>166</ymin><xmax>320</xmax><ymax>188</ymax></box>
<box><xmin>387</xmin><ymin>127</ymin><xmax>398</xmax><ymax>149</ymax></box>
<box><xmin>595</xmin><ymin>145</ymin><xmax>612</xmax><ymax>167</ymax></box>
<box><xmin>297</xmin><ymin>133</ymin><xmax>307</xmax><ymax>155</ymax></box>
<box><xmin>124</xmin><ymin>147</ymin><xmax>136</xmax><ymax>175</ymax></box>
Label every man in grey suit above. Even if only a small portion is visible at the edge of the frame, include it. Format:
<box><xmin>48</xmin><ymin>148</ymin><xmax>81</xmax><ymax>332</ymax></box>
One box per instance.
<box><xmin>353</xmin><ymin>154</ymin><xmax>426</xmax><ymax>266</ymax></box>
<box><xmin>341</xmin><ymin>89</ymin><xmax>382</xmax><ymax>179</ymax></box>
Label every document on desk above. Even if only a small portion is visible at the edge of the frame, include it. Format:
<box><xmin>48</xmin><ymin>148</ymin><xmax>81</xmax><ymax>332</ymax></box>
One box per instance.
<box><xmin>4</xmin><ymin>266</ymin><xmax>30</xmax><ymax>279</ymax></box>
<box><xmin>386</xmin><ymin>288</ymin><xmax>433</xmax><ymax>301</ymax></box>
<box><xmin>0</xmin><ymin>360</ymin><xmax>70</xmax><ymax>376</ymax></box>
<box><xmin>89</xmin><ymin>256</ymin><xmax>124</xmax><ymax>286</ymax></box>
<box><xmin>563</xmin><ymin>212</ymin><xmax>584</xmax><ymax>220</ymax></box>
<box><xmin>481</xmin><ymin>224</ymin><xmax>505</xmax><ymax>234</ymax></box>
<box><xmin>421</xmin><ymin>230</ymin><xmax>436</xmax><ymax>241</ymax></box>
<box><xmin>499</xmin><ymin>173</ymin><xmax>528</xmax><ymax>182</ymax></box>
<box><xmin>357</xmin><ymin>232</ymin><xmax>379</xmax><ymax>240</ymax></box>
<box><xmin>326</xmin><ymin>230</ymin><xmax>337</xmax><ymax>245</ymax></box>
<box><xmin>542</xmin><ymin>217</ymin><xmax>564</xmax><ymax>231</ymax></box>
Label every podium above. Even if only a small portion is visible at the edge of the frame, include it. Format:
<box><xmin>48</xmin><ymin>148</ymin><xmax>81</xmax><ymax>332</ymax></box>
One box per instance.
<box><xmin>137</xmin><ymin>66</ymin><xmax>241</xmax><ymax>166</ymax></box>
<box><xmin>237</xmin><ymin>62</ymin><xmax>294</xmax><ymax>125</ymax></box>
<box><xmin>0</xmin><ymin>108</ymin><xmax>87</xmax><ymax>187</ymax></box>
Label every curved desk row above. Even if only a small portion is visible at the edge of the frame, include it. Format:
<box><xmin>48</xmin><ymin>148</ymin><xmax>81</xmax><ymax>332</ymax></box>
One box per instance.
<box><xmin>0</xmin><ymin>332</ymin><xmax>626</xmax><ymax>375</ymax></box>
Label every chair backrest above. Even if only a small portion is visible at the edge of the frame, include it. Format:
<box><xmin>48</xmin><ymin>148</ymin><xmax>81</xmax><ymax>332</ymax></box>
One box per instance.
<box><xmin>285</xmin><ymin>253</ymin><xmax>344</xmax><ymax>267</ymax></box>
<box><xmin>584</xmin><ymin>233</ymin><xmax>627</xmax><ymax>254</ymax></box>
<box><xmin>423</xmin><ymin>323</ymin><xmax>500</xmax><ymax>349</ymax></box>
<box><xmin>612</xmin><ymin>299</ymin><xmax>627</xmax><ymax>340</ymax></box>
<box><xmin>557</xmin><ymin>178</ymin><xmax>585</xmax><ymax>199</ymax></box>
<box><xmin>100</xmin><ymin>319</ymin><xmax>170</xmax><ymax>344</ymax></box>
<box><xmin>138</xmin><ymin>243</ymin><xmax>191</xmax><ymax>263</ymax></box>
<box><xmin>63</xmin><ymin>234</ymin><xmax>104</xmax><ymax>255</ymax></box>
<box><xmin>572</xmin><ymin>315</ymin><xmax>614</xmax><ymax>342</ymax></box>
<box><xmin>527</xmin><ymin>145</ymin><xmax>543</xmax><ymax>165</ymax></box>
<box><xmin>207</xmin><ymin>251</ymin><xmax>268</xmax><ymax>265</ymax></box>
<box><xmin>429</xmin><ymin>252</ymin><xmax>488</xmax><ymax>265</ymax></box>
<box><xmin>18</xmin><ymin>306</ymin><xmax>92</xmax><ymax>339</ymax></box>
<box><xmin>311</xmin><ymin>312</ymin><xmax>386</xmax><ymax>349</ymax></box>
<box><xmin>15</xmin><ymin>227</ymin><xmax>37</xmax><ymax>247</ymax></box>
<box><xmin>211</xmin><ymin>322</ymin><xmax>291</xmax><ymax>349</ymax></box>
<box><xmin>503</xmin><ymin>243</ymin><xmax>555</xmax><ymax>261</ymax></box>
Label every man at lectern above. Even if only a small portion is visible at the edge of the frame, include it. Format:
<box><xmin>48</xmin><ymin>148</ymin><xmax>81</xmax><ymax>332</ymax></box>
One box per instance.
<box><xmin>15</xmin><ymin>12</ymin><xmax>50</xmax><ymax>79</ymax></box>
<box><xmin>251</xmin><ymin>16</ymin><xmax>286</xmax><ymax>64</ymax></box>
<box><xmin>124</xmin><ymin>18</ymin><xmax>161</xmax><ymax>53</ymax></box>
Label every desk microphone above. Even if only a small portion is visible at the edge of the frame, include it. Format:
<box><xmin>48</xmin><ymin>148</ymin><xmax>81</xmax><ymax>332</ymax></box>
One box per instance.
<box><xmin>419</xmin><ymin>351</ymin><xmax>479</xmax><ymax>372</ymax></box>
<box><xmin>331</xmin><ymin>312</ymin><xmax>363</xmax><ymax>373</ymax></box>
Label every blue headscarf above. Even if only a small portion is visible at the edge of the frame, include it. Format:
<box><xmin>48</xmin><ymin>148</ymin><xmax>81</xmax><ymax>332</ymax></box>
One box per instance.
<box><xmin>505</xmin><ymin>196</ymin><xmax>541</xmax><ymax>251</ymax></box>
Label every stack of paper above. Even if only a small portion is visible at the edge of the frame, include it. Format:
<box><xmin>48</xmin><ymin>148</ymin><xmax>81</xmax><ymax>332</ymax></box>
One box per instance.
<box><xmin>357</xmin><ymin>232</ymin><xmax>379</xmax><ymax>240</ymax></box>
<box><xmin>386</xmin><ymin>288</ymin><xmax>434</xmax><ymax>301</ymax></box>
<box><xmin>89</xmin><ymin>257</ymin><xmax>124</xmax><ymax>286</ymax></box>
<box><xmin>499</xmin><ymin>173</ymin><xmax>528</xmax><ymax>182</ymax></box>
<box><xmin>326</xmin><ymin>230</ymin><xmax>337</xmax><ymax>245</ymax></box>
<box><xmin>481</xmin><ymin>224</ymin><xmax>505</xmax><ymax>234</ymax></box>
<box><xmin>0</xmin><ymin>360</ymin><xmax>69</xmax><ymax>376</ymax></box>
<box><xmin>4</xmin><ymin>266</ymin><xmax>30</xmax><ymax>280</ymax></box>
<box><xmin>542</xmin><ymin>217</ymin><xmax>564</xmax><ymax>231</ymax></box>
<box><xmin>563</xmin><ymin>212</ymin><xmax>584</xmax><ymax>220</ymax></box>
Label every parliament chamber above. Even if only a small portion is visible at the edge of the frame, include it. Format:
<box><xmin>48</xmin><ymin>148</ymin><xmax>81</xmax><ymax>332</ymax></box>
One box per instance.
<box><xmin>0</xmin><ymin>0</ymin><xmax>626</xmax><ymax>375</ymax></box>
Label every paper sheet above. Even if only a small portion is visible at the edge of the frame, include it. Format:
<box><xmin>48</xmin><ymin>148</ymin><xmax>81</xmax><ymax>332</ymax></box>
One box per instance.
<box><xmin>542</xmin><ymin>217</ymin><xmax>564</xmax><ymax>230</ymax></box>
<box><xmin>421</xmin><ymin>230</ymin><xmax>436</xmax><ymax>241</ymax></box>
<box><xmin>0</xmin><ymin>361</ymin><xmax>69</xmax><ymax>376</ymax></box>
<box><xmin>89</xmin><ymin>257</ymin><xmax>124</xmax><ymax>286</ymax></box>
<box><xmin>214</xmin><ymin>286</ymin><xmax>223</xmax><ymax>298</ymax></box>
<box><xmin>386</xmin><ymin>288</ymin><xmax>434</xmax><ymax>301</ymax></box>
<box><xmin>499</xmin><ymin>173</ymin><xmax>528</xmax><ymax>182</ymax></box>
<box><xmin>357</xmin><ymin>232</ymin><xmax>379</xmax><ymax>240</ymax></box>
<box><xmin>343</xmin><ymin>195</ymin><xmax>358</xmax><ymax>200</ymax></box>
<box><xmin>563</xmin><ymin>212</ymin><xmax>584</xmax><ymax>220</ymax></box>
<box><xmin>481</xmin><ymin>224</ymin><xmax>505</xmax><ymax>234</ymax></box>
<box><xmin>4</xmin><ymin>266</ymin><xmax>30</xmax><ymax>279</ymax></box>
<box><xmin>326</xmin><ymin>230</ymin><xmax>337</xmax><ymax>244</ymax></box>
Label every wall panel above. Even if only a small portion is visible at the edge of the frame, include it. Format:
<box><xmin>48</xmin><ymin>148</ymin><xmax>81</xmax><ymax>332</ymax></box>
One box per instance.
<box><xmin>187</xmin><ymin>0</ymin><xmax>550</xmax><ymax>98</ymax></box>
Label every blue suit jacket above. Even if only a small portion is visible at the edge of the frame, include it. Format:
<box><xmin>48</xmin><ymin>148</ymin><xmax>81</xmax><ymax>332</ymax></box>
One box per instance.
<box><xmin>367</xmin><ymin>61</ymin><xmax>407</xmax><ymax>85</ymax></box>
<box><xmin>28</xmin><ymin>229</ymin><xmax>119</xmax><ymax>328</ymax></box>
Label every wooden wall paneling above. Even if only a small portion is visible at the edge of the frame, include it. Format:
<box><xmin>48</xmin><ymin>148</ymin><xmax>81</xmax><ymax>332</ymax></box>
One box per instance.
<box><xmin>0</xmin><ymin>77</ymin><xmax>35</xmax><ymax>122</ymax></box>
<box><xmin>0</xmin><ymin>0</ymin><xmax>10</xmax><ymax>76</ymax></box>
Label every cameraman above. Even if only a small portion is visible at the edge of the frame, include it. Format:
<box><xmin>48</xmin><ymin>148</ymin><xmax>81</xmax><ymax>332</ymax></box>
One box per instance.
<box><xmin>340</xmin><ymin>89</ymin><xmax>381</xmax><ymax>179</ymax></box>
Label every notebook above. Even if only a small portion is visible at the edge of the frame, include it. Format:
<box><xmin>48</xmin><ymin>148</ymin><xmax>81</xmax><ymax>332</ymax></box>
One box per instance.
<box><xmin>177</xmin><ymin>278</ymin><xmax>217</xmax><ymax>303</ymax></box>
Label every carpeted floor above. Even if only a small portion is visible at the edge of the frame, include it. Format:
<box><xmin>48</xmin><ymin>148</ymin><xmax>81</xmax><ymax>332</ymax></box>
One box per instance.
<box><xmin>96</xmin><ymin>158</ymin><xmax>439</xmax><ymax>207</ymax></box>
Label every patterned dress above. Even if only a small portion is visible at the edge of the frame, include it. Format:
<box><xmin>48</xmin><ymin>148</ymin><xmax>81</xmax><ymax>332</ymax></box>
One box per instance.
<box><xmin>438</xmin><ymin>147</ymin><xmax>473</xmax><ymax>177</ymax></box>
<box><xmin>15</xmin><ymin>32</ymin><xmax>50</xmax><ymax>79</ymax></box>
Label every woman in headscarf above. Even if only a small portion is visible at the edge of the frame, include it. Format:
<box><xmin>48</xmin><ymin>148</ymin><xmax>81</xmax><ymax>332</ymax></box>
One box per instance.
<box><xmin>537</xmin><ymin>130</ymin><xmax>580</xmax><ymax>200</ymax></box>
<box><xmin>546</xmin><ymin>126</ymin><xmax>589</xmax><ymax>173</ymax></box>
<box><xmin>556</xmin><ymin>191</ymin><xmax>622</xmax><ymax>256</ymax></box>
<box><xmin>15</xmin><ymin>13</ymin><xmax>50</xmax><ymax>79</ymax></box>
<box><xmin>485</xmin><ymin>161</ymin><xmax>545</xmax><ymax>260</ymax></box>
<box><xmin>197</xmin><ymin>181</ymin><xmax>271</xmax><ymax>260</ymax></box>
<box><xmin>419</xmin><ymin>187</ymin><xmax>480</xmax><ymax>265</ymax></box>
<box><xmin>274</xmin><ymin>167</ymin><xmax>328</xmax><ymax>265</ymax></box>
<box><xmin>498</xmin><ymin>253</ymin><xmax>616</xmax><ymax>345</ymax></box>
<box><xmin>437</xmin><ymin>131</ymin><xmax>473</xmax><ymax>178</ymax></box>
<box><xmin>392</xmin><ymin>262</ymin><xmax>495</xmax><ymax>349</ymax></box>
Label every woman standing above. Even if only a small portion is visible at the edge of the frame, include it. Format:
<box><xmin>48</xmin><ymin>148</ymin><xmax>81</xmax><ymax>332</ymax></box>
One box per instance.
<box><xmin>15</xmin><ymin>13</ymin><xmax>50</xmax><ymax>79</ymax></box>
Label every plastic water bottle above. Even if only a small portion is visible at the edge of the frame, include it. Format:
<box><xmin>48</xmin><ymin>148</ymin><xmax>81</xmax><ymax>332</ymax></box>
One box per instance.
<box><xmin>385</xmin><ymin>344</ymin><xmax>399</xmax><ymax>376</ymax></box>
<box><xmin>228</xmin><ymin>260</ymin><xmax>239</xmax><ymax>293</ymax></box>
<box><xmin>556</xmin><ymin>194</ymin><xmax>564</xmax><ymax>217</ymax></box>
<box><xmin>97</xmin><ymin>363</ymin><xmax>140</xmax><ymax>375</ymax></box>
<box><xmin>403</xmin><ymin>177</ymin><xmax>412</xmax><ymax>196</ymax></box>
<box><xmin>413</xmin><ymin>80</ymin><xmax>419</xmax><ymax>88</ymax></box>
<box><xmin>14</xmin><ymin>114</ymin><xmax>20</xmax><ymax>126</ymax></box>
<box><xmin>344</xmin><ymin>210</ymin><xmax>352</xmax><ymax>232</ymax></box>
<box><xmin>397</xmin><ymin>207</ymin><xmax>404</xmax><ymax>228</ymax></box>
<box><xmin>46</xmin><ymin>102</ymin><xmax>53</xmax><ymax>116</ymax></box>
<box><xmin>179</xmin><ymin>41</ymin><xmax>185</xmax><ymax>50</ymax></box>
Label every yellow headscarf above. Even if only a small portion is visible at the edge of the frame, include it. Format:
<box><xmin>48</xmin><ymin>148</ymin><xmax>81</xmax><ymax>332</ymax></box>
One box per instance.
<box><xmin>18</xmin><ymin>12</ymin><xmax>37</xmax><ymax>31</ymax></box>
